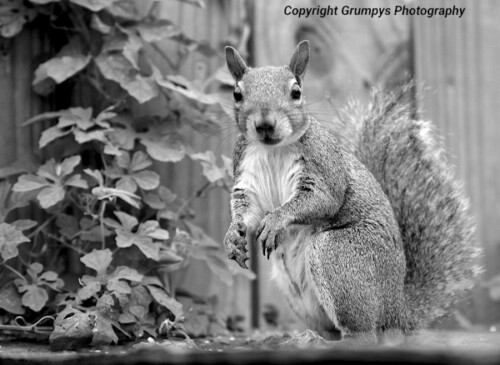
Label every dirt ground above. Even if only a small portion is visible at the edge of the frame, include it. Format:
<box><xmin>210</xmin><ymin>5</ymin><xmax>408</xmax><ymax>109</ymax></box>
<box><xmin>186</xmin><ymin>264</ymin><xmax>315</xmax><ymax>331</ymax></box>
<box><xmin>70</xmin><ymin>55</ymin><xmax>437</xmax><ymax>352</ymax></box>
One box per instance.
<box><xmin>0</xmin><ymin>330</ymin><xmax>499</xmax><ymax>365</ymax></box>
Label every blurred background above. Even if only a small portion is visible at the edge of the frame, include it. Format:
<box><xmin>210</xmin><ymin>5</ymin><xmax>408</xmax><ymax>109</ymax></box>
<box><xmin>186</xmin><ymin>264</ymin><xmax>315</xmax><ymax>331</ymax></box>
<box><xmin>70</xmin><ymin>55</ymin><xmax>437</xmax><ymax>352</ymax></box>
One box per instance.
<box><xmin>0</xmin><ymin>0</ymin><xmax>498</xmax><ymax>337</ymax></box>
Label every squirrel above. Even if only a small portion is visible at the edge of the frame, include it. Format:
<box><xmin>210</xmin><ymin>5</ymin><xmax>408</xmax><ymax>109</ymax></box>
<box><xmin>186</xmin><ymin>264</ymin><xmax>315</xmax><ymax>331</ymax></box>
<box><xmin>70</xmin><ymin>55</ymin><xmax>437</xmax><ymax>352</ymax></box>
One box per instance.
<box><xmin>223</xmin><ymin>40</ymin><xmax>481</xmax><ymax>345</ymax></box>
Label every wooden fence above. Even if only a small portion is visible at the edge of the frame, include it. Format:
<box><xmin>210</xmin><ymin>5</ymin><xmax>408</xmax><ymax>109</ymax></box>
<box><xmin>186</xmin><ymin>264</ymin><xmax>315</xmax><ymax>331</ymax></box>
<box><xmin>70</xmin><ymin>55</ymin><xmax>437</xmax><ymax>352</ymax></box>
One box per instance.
<box><xmin>413</xmin><ymin>0</ymin><xmax>500</xmax><ymax>324</ymax></box>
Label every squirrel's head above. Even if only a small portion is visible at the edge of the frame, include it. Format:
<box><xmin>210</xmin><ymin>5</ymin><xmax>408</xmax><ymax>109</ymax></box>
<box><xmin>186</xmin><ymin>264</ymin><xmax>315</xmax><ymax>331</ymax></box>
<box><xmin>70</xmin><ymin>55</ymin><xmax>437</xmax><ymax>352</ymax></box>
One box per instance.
<box><xmin>225</xmin><ymin>41</ymin><xmax>310</xmax><ymax>147</ymax></box>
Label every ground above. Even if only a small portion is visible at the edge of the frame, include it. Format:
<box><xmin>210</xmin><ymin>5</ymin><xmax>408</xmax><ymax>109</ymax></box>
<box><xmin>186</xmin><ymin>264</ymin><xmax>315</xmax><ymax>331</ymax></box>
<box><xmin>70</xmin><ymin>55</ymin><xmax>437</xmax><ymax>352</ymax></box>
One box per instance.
<box><xmin>0</xmin><ymin>330</ymin><xmax>499</xmax><ymax>364</ymax></box>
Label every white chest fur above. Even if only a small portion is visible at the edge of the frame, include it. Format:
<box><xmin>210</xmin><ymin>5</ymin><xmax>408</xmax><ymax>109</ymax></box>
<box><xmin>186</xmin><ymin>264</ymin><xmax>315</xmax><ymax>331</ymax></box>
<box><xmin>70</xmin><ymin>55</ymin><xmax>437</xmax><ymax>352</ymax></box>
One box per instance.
<box><xmin>234</xmin><ymin>142</ymin><xmax>302</xmax><ymax>230</ymax></box>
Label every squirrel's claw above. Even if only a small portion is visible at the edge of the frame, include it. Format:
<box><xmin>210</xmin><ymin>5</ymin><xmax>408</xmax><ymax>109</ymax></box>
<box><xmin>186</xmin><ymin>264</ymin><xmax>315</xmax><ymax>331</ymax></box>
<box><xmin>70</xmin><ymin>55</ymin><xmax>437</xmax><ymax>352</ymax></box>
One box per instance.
<box><xmin>224</xmin><ymin>221</ymin><xmax>249</xmax><ymax>269</ymax></box>
<box><xmin>236</xmin><ymin>255</ymin><xmax>249</xmax><ymax>269</ymax></box>
<box><xmin>256</xmin><ymin>216</ymin><xmax>283</xmax><ymax>259</ymax></box>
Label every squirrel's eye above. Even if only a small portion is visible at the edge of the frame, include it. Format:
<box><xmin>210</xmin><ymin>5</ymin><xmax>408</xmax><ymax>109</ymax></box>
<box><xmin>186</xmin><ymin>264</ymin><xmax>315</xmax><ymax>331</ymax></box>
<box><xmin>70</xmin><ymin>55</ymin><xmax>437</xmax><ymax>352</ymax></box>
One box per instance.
<box><xmin>233</xmin><ymin>88</ymin><xmax>243</xmax><ymax>102</ymax></box>
<box><xmin>291</xmin><ymin>85</ymin><xmax>301</xmax><ymax>100</ymax></box>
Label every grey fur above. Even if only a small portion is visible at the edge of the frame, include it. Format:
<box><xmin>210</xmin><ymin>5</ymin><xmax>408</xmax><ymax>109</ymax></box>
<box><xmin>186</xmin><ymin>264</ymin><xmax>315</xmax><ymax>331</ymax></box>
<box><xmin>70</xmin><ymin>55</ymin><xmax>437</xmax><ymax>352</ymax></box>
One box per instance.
<box><xmin>223</xmin><ymin>44</ymin><xmax>481</xmax><ymax>342</ymax></box>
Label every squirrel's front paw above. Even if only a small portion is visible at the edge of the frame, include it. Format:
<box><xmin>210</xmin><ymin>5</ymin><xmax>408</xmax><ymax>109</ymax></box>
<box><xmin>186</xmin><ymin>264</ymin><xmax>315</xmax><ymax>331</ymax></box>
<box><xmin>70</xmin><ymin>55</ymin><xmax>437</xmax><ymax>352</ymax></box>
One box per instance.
<box><xmin>224</xmin><ymin>221</ymin><xmax>249</xmax><ymax>269</ymax></box>
<box><xmin>256</xmin><ymin>214</ymin><xmax>286</xmax><ymax>259</ymax></box>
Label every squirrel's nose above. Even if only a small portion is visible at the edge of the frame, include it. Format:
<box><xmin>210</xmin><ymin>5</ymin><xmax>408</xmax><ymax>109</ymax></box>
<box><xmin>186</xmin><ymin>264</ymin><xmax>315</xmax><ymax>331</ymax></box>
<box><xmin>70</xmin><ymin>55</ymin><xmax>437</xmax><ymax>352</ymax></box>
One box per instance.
<box><xmin>255</xmin><ymin>121</ymin><xmax>275</xmax><ymax>136</ymax></box>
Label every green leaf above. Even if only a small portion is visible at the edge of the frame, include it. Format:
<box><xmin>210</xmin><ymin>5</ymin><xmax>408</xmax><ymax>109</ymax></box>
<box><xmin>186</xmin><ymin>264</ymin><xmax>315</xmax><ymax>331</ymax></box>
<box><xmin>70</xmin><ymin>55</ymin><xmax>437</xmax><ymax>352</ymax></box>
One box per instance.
<box><xmin>143</xmin><ymin>192</ymin><xmax>165</xmax><ymax>210</ymax></box>
<box><xmin>135</xmin><ymin>240</ymin><xmax>160</xmax><ymax>261</ymax></box>
<box><xmin>38</xmin><ymin>270</ymin><xmax>59</xmax><ymax>282</ymax></box>
<box><xmin>115</xmin><ymin>151</ymin><xmax>131</xmax><ymax>169</ymax></box>
<box><xmin>204</xmin><ymin>254</ymin><xmax>233</xmax><ymax>286</ymax></box>
<box><xmin>29</xmin><ymin>0</ymin><xmax>61</xmax><ymax>3</ymax></box>
<box><xmin>84</xmin><ymin>169</ymin><xmax>104</xmax><ymax>186</ymax></box>
<box><xmin>130</xmin><ymin>151</ymin><xmax>152</xmax><ymax>171</ymax></box>
<box><xmin>74</xmin><ymin>130</ymin><xmax>108</xmax><ymax>144</ymax></box>
<box><xmin>95</xmin><ymin>53</ymin><xmax>159</xmax><ymax>104</ymax></box>
<box><xmin>115</xmin><ymin>230</ymin><xmax>140</xmax><ymax>248</ymax></box>
<box><xmin>147</xmin><ymin>286</ymin><xmax>183</xmax><ymax>319</ymax></box>
<box><xmin>57</xmin><ymin>214</ymin><xmax>79</xmax><ymax>239</ymax></box>
<box><xmin>64</xmin><ymin>174</ymin><xmax>88</xmax><ymax>189</ymax></box>
<box><xmin>37</xmin><ymin>185</ymin><xmax>65</xmax><ymax>209</ymax></box>
<box><xmin>33</xmin><ymin>39</ymin><xmax>91</xmax><ymax>95</ymax></box>
<box><xmin>140</xmin><ymin>137</ymin><xmax>185</xmax><ymax>163</ymax></box>
<box><xmin>107</xmin><ymin>278</ymin><xmax>131</xmax><ymax>294</ymax></box>
<box><xmin>114</xmin><ymin>211</ymin><xmax>138</xmax><ymax>231</ymax></box>
<box><xmin>10</xmin><ymin>219</ymin><xmax>37</xmax><ymax>231</ymax></box>
<box><xmin>132</xmin><ymin>170</ymin><xmax>160</xmax><ymax>191</ymax></box>
<box><xmin>118</xmin><ymin>312</ymin><xmax>135</xmax><ymax>324</ymax></box>
<box><xmin>136</xmin><ymin>19</ymin><xmax>176</xmax><ymax>43</ymax></box>
<box><xmin>91</xmin><ymin>186</ymin><xmax>141</xmax><ymax>208</ymax></box>
<box><xmin>191</xmin><ymin>151</ymin><xmax>226</xmax><ymax>183</ymax></box>
<box><xmin>20</xmin><ymin>285</ymin><xmax>49</xmax><ymax>312</ymax></box>
<box><xmin>116</xmin><ymin>176</ymin><xmax>137</xmax><ymax>193</ymax></box>
<box><xmin>177</xmin><ymin>0</ymin><xmax>205</xmax><ymax>8</ymax></box>
<box><xmin>27</xmin><ymin>262</ymin><xmax>44</xmax><ymax>277</ymax></box>
<box><xmin>60</xmin><ymin>156</ymin><xmax>81</xmax><ymax>177</ymax></box>
<box><xmin>153</xmin><ymin>67</ymin><xmax>217</xmax><ymax>105</ymax></box>
<box><xmin>58</xmin><ymin>107</ymin><xmax>93</xmax><ymax>128</ymax></box>
<box><xmin>12</xmin><ymin>174</ymin><xmax>49</xmax><ymax>192</ymax></box>
<box><xmin>77</xmin><ymin>281</ymin><xmax>102</xmax><ymax>301</ymax></box>
<box><xmin>106</xmin><ymin>0</ymin><xmax>139</xmax><ymax>20</ymax></box>
<box><xmin>23</xmin><ymin>110</ymin><xmax>69</xmax><ymax>126</ymax></box>
<box><xmin>96</xmin><ymin>293</ymin><xmax>115</xmax><ymax>314</ymax></box>
<box><xmin>88</xmin><ymin>310</ymin><xmax>118</xmax><ymax>346</ymax></box>
<box><xmin>0</xmin><ymin>284</ymin><xmax>25</xmax><ymax>314</ymax></box>
<box><xmin>49</xmin><ymin>306</ymin><xmax>93</xmax><ymax>351</ymax></box>
<box><xmin>80</xmin><ymin>249</ymin><xmax>113</xmax><ymax>275</ymax></box>
<box><xmin>39</xmin><ymin>126</ymin><xmax>71</xmax><ymax>148</ymax></box>
<box><xmin>69</xmin><ymin>0</ymin><xmax>116</xmax><ymax>12</ymax></box>
<box><xmin>0</xmin><ymin>1</ymin><xmax>37</xmax><ymax>38</ymax></box>
<box><xmin>37</xmin><ymin>159</ymin><xmax>59</xmax><ymax>182</ymax></box>
<box><xmin>139</xmin><ymin>221</ymin><xmax>169</xmax><ymax>240</ymax></box>
<box><xmin>108</xmin><ymin>128</ymin><xmax>136</xmax><ymax>150</ymax></box>
<box><xmin>0</xmin><ymin>222</ymin><xmax>30</xmax><ymax>261</ymax></box>
<box><xmin>90</xmin><ymin>14</ymin><xmax>111</xmax><ymax>34</ymax></box>
<box><xmin>158</xmin><ymin>248</ymin><xmax>183</xmax><ymax>265</ymax></box>
<box><xmin>110</xmin><ymin>266</ymin><xmax>143</xmax><ymax>282</ymax></box>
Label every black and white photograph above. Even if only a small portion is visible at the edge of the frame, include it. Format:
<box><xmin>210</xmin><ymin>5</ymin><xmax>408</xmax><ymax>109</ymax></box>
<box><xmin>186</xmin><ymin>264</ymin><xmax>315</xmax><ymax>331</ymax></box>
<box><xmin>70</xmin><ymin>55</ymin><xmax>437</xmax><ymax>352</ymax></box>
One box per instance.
<box><xmin>0</xmin><ymin>0</ymin><xmax>498</xmax><ymax>364</ymax></box>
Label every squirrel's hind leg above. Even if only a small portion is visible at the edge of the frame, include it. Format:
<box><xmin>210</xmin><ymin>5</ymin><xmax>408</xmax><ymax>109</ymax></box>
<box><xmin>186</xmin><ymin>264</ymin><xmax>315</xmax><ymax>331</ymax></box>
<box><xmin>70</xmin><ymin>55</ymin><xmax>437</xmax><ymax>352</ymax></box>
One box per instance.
<box><xmin>305</xmin><ymin>228</ymin><xmax>381</xmax><ymax>346</ymax></box>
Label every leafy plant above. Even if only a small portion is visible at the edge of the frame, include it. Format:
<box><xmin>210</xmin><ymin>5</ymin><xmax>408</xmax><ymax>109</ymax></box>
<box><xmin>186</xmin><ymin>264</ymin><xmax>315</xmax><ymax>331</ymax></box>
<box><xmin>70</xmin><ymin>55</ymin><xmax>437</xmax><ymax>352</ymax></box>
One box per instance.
<box><xmin>0</xmin><ymin>0</ymin><xmax>248</xmax><ymax>350</ymax></box>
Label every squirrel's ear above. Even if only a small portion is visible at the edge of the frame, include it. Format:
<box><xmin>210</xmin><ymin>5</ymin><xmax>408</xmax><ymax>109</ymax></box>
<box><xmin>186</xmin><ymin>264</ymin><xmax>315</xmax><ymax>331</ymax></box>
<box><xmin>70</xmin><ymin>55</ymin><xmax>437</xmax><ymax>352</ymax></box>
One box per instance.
<box><xmin>225</xmin><ymin>46</ymin><xmax>248</xmax><ymax>82</ymax></box>
<box><xmin>289</xmin><ymin>40</ymin><xmax>310</xmax><ymax>82</ymax></box>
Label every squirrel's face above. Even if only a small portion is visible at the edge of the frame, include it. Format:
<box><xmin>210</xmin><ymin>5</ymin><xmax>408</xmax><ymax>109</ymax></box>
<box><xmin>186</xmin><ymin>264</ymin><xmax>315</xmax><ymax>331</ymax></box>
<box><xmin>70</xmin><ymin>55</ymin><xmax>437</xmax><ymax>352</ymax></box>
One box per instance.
<box><xmin>225</xmin><ymin>41</ymin><xmax>310</xmax><ymax>147</ymax></box>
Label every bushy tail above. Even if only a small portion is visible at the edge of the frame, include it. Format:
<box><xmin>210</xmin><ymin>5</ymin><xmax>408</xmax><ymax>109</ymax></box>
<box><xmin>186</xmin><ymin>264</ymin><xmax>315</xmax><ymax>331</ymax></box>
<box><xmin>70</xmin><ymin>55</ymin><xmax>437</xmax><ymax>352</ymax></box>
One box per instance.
<box><xmin>331</xmin><ymin>85</ymin><xmax>482</xmax><ymax>328</ymax></box>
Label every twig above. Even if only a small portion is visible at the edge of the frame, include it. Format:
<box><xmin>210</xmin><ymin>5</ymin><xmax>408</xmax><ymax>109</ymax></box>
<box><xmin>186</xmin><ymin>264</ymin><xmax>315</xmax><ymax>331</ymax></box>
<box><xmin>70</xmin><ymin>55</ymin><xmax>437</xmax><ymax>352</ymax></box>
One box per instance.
<box><xmin>1</xmin><ymin>263</ymin><xmax>26</xmax><ymax>281</ymax></box>
<box><xmin>0</xmin><ymin>324</ymin><xmax>52</xmax><ymax>336</ymax></box>
<box><xmin>0</xmin><ymin>316</ymin><xmax>55</xmax><ymax>336</ymax></box>
<box><xmin>85</xmin><ymin>76</ymin><xmax>116</xmax><ymax>103</ymax></box>
<box><xmin>45</xmin><ymin>232</ymin><xmax>84</xmax><ymax>255</ymax></box>
<box><xmin>175</xmin><ymin>181</ymin><xmax>212</xmax><ymax>217</ymax></box>
<box><xmin>99</xmin><ymin>201</ymin><xmax>107</xmax><ymax>250</ymax></box>
<box><xmin>27</xmin><ymin>215</ymin><xmax>56</xmax><ymax>239</ymax></box>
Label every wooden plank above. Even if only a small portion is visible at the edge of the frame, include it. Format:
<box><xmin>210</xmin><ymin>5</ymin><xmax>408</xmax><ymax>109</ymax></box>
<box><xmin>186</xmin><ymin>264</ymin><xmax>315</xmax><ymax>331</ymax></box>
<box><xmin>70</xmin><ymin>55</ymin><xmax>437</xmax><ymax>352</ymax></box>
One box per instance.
<box><xmin>414</xmin><ymin>0</ymin><xmax>500</xmax><ymax>324</ymax></box>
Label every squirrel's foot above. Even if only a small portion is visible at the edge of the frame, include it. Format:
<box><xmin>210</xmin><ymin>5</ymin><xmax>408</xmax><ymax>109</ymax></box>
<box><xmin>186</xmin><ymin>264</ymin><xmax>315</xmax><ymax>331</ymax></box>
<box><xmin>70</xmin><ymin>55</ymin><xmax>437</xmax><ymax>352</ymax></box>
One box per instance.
<box><xmin>224</xmin><ymin>221</ymin><xmax>249</xmax><ymax>269</ymax></box>
<box><xmin>256</xmin><ymin>213</ymin><xmax>287</xmax><ymax>259</ymax></box>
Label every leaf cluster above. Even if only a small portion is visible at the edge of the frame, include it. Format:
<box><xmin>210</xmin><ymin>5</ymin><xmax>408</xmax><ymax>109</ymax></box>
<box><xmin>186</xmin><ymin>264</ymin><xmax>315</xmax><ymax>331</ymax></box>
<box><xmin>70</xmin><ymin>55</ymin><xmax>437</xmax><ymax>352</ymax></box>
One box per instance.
<box><xmin>0</xmin><ymin>0</ymin><xmax>248</xmax><ymax>350</ymax></box>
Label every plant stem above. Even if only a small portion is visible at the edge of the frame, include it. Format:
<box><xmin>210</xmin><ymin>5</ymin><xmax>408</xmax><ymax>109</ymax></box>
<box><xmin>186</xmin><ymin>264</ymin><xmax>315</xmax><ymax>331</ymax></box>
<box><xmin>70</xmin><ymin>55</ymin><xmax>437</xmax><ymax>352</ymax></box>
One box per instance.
<box><xmin>46</xmin><ymin>233</ymin><xmax>84</xmax><ymax>255</ymax></box>
<box><xmin>99</xmin><ymin>201</ymin><xmax>107</xmax><ymax>250</ymax></box>
<box><xmin>1</xmin><ymin>263</ymin><xmax>26</xmax><ymax>281</ymax></box>
<box><xmin>0</xmin><ymin>324</ymin><xmax>52</xmax><ymax>336</ymax></box>
<box><xmin>175</xmin><ymin>181</ymin><xmax>212</xmax><ymax>218</ymax></box>
<box><xmin>27</xmin><ymin>215</ymin><xmax>56</xmax><ymax>239</ymax></box>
